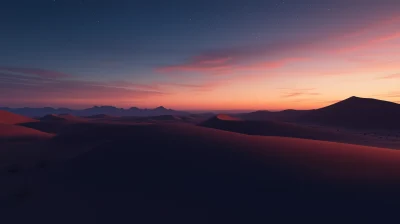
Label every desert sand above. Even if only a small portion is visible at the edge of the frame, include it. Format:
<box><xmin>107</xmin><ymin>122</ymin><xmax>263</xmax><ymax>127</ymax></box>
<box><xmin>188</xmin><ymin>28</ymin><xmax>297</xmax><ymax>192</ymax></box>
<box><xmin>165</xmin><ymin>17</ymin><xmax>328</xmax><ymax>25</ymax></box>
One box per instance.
<box><xmin>0</xmin><ymin>123</ymin><xmax>54</xmax><ymax>141</ymax></box>
<box><xmin>0</xmin><ymin>121</ymin><xmax>400</xmax><ymax>223</ymax></box>
<box><xmin>0</xmin><ymin>110</ymin><xmax>37</xmax><ymax>124</ymax></box>
<box><xmin>1</xmin><ymin>101</ymin><xmax>400</xmax><ymax>223</ymax></box>
<box><xmin>201</xmin><ymin>114</ymin><xmax>400</xmax><ymax>149</ymax></box>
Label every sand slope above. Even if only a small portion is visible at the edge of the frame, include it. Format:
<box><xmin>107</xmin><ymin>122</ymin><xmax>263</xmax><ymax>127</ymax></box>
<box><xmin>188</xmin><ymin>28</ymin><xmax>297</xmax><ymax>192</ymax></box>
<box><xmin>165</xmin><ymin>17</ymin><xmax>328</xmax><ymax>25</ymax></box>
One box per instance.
<box><xmin>0</xmin><ymin>110</ymin><xmax>37</xmax><ymax>124</ymax></box>
<box><xmin>19</xmin><ymin>114</ymin><xmax>89</xmax><ymax>134</ymax></box>
<box><xmin>0</xmin><ymin>123</ymin><xmax>54</xmax><ymax>141</ymax></box>
<box><xmin>240</xmin><ymin>109</ymin><xmax>309</xmax><ymax>121</ymax></box>
<box><xmin>200</xmin><ymin>114</ymin><xmax>387</xmax><ymax>147</ymax></box>
<box><xmin>2</xmin><ymin>123</ymin><xmax>400</xmax><ymax>223</ymax></box>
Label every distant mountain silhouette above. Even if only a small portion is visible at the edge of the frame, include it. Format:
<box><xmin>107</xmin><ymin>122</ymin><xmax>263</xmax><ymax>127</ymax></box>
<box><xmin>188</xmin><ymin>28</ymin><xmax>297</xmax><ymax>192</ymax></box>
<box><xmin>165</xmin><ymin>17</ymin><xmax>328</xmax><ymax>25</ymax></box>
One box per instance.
<box><xmin>40</xmin><ymin>114</ymin><xmax>88</xmax><ymax>122</ymax></box>
<box><xmin>40</xmin><ymin>114</ymin><xmax>68</xmax><ymax>122</ymax></box>
<box><xmin>298</xmin><ymin>96</ymin><xmax>400</xmax><ymax>129</ymax></box>
<box><xmin>136</xmin><ymin>115</ymin><xmax>184</xmax><ymax>122</ymax></box>
<box><xmin>0</xmin><ymin>106</ymin><xmax>189</xmax><ymax>117</ymax></box>
<box><xmin>85</xmin><ymin>114</ymin><xmax>114</xmax><ymax>119</ymax></box>
<box><xmin>239</xmin><ymin>109</ymin><xmax>309</xmax><ymax>122</ymax></box>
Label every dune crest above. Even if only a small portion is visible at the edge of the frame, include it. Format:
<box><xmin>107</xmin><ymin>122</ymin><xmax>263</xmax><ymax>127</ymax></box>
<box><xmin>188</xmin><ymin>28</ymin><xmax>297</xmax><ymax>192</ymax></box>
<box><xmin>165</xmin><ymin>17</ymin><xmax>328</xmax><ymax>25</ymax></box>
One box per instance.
<box><xmin>215</xmin><ymin>114</ymin><xmax>242</xmax><ymax>121</ymax></box>
<box><xmin>0</xmin><ymin>110</ymin><xmax>37</xmax><ymax>124</ymax></box>
<box><xmin>199</xmin><ymin>114</ymin><xmax>392</xmax><ymax>148</ymax></box>
<box><xmin>0</xmin><ymin>123</ymin><xmax>54</xmax><ymax>140</ymax></box>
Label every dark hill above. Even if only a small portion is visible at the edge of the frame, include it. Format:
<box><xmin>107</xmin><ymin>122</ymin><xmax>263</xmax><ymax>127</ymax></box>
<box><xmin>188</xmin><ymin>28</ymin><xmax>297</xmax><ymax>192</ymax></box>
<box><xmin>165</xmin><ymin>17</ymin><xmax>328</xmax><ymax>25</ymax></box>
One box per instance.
<box><xmin>239</xmin><ymin>109</ymin><xmax>309</xmax><ymax>122</ymax></box>
<box><xmin>298</xmin><ymin>96</ymin><xmax>400</xmax><ymax>129</ymax></box>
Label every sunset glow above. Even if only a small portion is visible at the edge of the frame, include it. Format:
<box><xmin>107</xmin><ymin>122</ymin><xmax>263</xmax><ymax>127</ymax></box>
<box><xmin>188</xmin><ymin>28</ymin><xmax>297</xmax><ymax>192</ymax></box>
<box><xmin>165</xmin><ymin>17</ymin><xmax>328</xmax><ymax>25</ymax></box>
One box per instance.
<box><xmin>1</xmin><ymin>1</ymin><xmax>399</xmax><ymax>110</ymax></box>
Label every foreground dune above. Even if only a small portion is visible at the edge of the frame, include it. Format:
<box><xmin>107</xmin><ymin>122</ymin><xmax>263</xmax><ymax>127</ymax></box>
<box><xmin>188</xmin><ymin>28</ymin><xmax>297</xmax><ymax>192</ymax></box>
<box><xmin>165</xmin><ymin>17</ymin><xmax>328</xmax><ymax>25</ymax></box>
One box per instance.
<box><xmin>0</xmin><ymin>123</ymin><xmax>54</xmax><ymax>141</ymax></box>
<box><xmin>2</xmin><ymin>123</ymin><xmax>400</xmax><ymax>223</ymax></box>
<box><xmin>0</xmin><ymin>110</ymin><xmax>37</xmax><ymax>124</ymax></box>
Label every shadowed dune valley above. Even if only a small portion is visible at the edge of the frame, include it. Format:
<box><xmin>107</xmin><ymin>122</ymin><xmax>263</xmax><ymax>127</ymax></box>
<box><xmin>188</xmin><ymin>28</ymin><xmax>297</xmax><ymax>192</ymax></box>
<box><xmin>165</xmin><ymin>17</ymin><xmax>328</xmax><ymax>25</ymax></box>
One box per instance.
<box><xmin>2</xmin><ymin>1</ymin><xmax>400</xmax><ymax>223</ymax></box>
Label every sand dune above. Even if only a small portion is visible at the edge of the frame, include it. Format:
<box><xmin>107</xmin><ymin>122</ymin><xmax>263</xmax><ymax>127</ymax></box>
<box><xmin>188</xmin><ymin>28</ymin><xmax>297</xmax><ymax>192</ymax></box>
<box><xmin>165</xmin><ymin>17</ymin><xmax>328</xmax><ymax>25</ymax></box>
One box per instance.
<box><xmin>299</xmin><ymin>96</ymin><xmax>400</xmax><ymax>129</ymax></box>
<box><xmin>19</xmin><ymin>114</ymin><xmax>88</xmax><ymax>134</ymax></box>
<box><xmin>0</xmin><ymin>123</ymin><xmax>54</xmax><ymax>141</ymax></box>
<box><xmin>240</xmin><ymin>109</ymin><xmax>309</xmax><ymax>121</ymax></box>
<box><xmin>200</xmin><ymin>114</ymin><xmax>390</xmax><ymax>148</ymax></box>
<box><xmin>2</xmin><ymin>123</ymin><xmax>400</xmax><ymax>222</ymax></box>
<box><xmin>215</xmin><ymin>114</ymin><xmax>242</xmax><ymax>121</ymax></box>
<box><xmin>0</xmin><ymin>110</ymin><xmax>37</xmax><ymax>124</ymax></box>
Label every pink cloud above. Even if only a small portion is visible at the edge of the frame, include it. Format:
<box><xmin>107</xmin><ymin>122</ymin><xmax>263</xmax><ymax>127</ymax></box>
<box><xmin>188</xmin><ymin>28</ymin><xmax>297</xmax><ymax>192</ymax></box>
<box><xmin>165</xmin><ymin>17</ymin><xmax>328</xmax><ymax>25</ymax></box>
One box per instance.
<box><xmin>157</xmin><ymin>14</ymin><xmax>400</xmax><ymax>76</ymax></box>
<box><xmin>378</xmin><ymin>73</ymin><xmax>400</xmax><ymax>79</ymax></box>
<box><xmin>334</xmin><ymin>31</ymin><xmax>400</xmax><ymax>54</ymax></box>
<box><xmin>0</xmin><ymin>72</ymin><xmax>165</xmax><ymax>107</ymax></box>
<box><xmin>157</xmin><ymin>53</ymin><xmax>307</xmax><ymax>75</ymax></box>
<box><xmin>237</xmin><ymin>58</ymin><xmax>309</xmax><ymax>72</ymax></box>
<box><xmin>0</xmin><ymin>67</ymin><xmax>71</xmax><ymax>78</ymax></box>
<box><xmin>155</xmin><ymin>13</ymin><xmax>400</xmax><ymax>80</ymax></box>
<box><xmin>151</xmin><ymin>79</ymin><xmax>232</xmax><ymax>92</ymax></box>
<box><xmin>192</xmin><ymin>56</ymin><xmax>232</xmax><ymax>65</ymax></box>
<box><xmin>100</xmin><ymin>80</ymin><xmax>163</xmax><ymax>91</ymax></box>
<box><xmin>374</xmin><ymin>91</ymin><xmax>400</xmax><ymax>98</ymax></box>
<box><xmin>156</xmin><ymin>55</ymin><xmax>234</xmax><ymax>75</ymax></box>
<box><xmin>338</xmin><ymin>15</ymin><xmax>400</xmax><ymax>39</ymax></box>
<box><xmin>280</xmin><ymin>88</ymin><xmax>321</xmax><ymax>98</ymax></box>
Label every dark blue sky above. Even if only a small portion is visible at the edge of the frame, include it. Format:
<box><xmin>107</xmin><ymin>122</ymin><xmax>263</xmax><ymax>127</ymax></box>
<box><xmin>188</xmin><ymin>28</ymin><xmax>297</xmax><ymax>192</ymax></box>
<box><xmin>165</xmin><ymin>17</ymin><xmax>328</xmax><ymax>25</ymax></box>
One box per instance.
<box><xmin>1</xmin><ymin>0</ymin><xmax>399</xmax><ymax>109</ymax></box>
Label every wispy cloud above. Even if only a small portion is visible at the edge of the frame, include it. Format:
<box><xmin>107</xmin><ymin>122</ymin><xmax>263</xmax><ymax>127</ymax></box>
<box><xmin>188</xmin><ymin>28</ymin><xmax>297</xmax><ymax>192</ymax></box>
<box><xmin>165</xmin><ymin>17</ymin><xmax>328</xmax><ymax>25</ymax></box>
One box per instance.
<box><xmin>334</xmin><ymin>31</ymin><xmax>400</xmax><ymax>54</ymax></box>
<box><xmin>0</xmin><ymin>67</ymin><xmax>71</xmax><ymax>78</ymax></box>
<box><xmin>338</xmin><ymin>15</ymin><xmax>400</xmax><ymax>39</ymax></box>
<box><xmin>157</xmin><ymin>13</ymin><xmax>400</xmax><ymax>76</ymax></box>
<box><xmin>0</xmin><ymin>72</ymin><xmax>165</xmax><ymax>106</ymax></box>
<box><xmin>377</xmin><ymin>73</ymin><xmax>400</xmax><ymax>79</ymax></box>
<box><xmin>280</xmin><ymin>88</ymin><xmax>321</xmax><ymax>98</ymax></box>
<box><xmin>373</xmin><ymin>91</ymin><xmax>400</xmax><ymax>98</ymax></box>
<box><xmin>157</xmin><ymin>53</ymin><xmax>307</xmax><ymax>75</ymax></box>
<box><xmin>156</xmin><ymin>55</ymin><xmax>234</xmax><ymax>75</ymax></box>
<box><xmin>96</xmin><ymin>80</ymin><xmax>163</xmax><ymax>91</ymax></box>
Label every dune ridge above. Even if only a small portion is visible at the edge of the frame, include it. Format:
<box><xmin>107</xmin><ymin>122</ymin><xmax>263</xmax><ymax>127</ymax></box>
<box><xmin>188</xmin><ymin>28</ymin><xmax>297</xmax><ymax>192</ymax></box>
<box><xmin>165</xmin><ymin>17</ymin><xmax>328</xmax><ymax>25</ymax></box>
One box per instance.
<box><xmin>0</xmin><ymin>110</ymin><xmax>37</xmax><ymax>124</ymax></box>
<box><xmin>0</xmin><ymin>123</ymin><xmax>54</xmax><ymax>141</ymax></box>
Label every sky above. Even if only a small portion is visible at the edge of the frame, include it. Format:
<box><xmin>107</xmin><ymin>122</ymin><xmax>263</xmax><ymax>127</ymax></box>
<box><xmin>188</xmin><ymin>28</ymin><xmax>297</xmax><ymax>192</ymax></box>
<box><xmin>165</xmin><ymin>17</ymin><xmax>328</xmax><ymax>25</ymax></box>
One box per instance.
<box><xmin>1</xmin><ymin>0</ymin><xmax>400</xmax><ymax>110</ymax></box>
